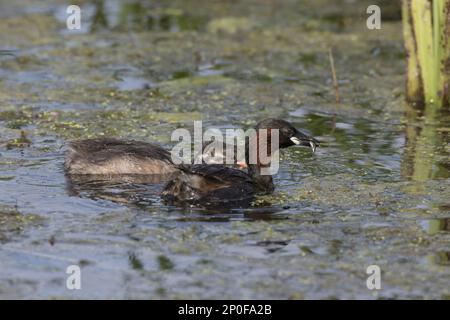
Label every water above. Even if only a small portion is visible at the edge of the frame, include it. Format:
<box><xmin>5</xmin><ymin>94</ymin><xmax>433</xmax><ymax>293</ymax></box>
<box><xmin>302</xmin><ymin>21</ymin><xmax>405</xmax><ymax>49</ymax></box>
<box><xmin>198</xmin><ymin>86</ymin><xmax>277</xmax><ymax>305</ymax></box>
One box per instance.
<box><xmin>0</xmin><ymin>0</ymin><xmax>449</xmax><ymax>299</ymax></box>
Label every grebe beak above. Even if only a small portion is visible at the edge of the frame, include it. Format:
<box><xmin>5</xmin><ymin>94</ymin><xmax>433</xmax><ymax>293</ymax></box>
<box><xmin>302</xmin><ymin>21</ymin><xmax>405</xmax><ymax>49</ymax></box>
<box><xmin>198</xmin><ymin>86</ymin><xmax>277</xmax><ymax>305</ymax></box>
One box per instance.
<box><xmin>290</xmin><ymin>131</ymin><xmax>319</xmax><ymax>153</ymax></box>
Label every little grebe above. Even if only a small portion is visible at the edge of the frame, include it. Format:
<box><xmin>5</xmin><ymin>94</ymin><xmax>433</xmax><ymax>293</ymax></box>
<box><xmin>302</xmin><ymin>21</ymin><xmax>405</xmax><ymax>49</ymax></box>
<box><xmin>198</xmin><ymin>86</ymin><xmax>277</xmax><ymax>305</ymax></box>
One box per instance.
<box><xmin>64</xmin><ymin>119</ymin><xmax>318</xmax><ymax>208</ymax></box>
<box><xmin>161</xmin><ymin>118</ymin><xmax>318</xmax><ymax>208</ymax></box>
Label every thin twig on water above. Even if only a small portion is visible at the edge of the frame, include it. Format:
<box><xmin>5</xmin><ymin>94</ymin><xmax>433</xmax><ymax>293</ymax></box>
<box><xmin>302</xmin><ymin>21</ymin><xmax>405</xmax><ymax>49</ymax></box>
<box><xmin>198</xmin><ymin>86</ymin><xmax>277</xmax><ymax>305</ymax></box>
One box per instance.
<box><xmin>328</xmin><ymin>48</ymin><xmax>340</xmax><ymax>104</ymax></box>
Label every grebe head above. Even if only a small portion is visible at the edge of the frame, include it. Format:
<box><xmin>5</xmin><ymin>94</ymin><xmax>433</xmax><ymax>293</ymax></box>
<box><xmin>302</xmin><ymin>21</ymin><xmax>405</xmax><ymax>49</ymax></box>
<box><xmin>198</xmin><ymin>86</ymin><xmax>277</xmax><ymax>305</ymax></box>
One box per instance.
<box><xmin>255</xmin><ymin>118</ymin><xmax>319</xmax><ymax>152</ymax></box>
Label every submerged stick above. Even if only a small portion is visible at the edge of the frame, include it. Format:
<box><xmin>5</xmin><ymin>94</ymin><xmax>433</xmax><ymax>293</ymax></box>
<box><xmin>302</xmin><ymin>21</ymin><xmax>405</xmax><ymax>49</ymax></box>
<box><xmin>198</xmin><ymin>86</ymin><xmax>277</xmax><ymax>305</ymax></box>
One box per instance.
<box><xmin>328</xmin><ymin>48</ymin><xmax>340</xmax><ymax>104</ymax></box>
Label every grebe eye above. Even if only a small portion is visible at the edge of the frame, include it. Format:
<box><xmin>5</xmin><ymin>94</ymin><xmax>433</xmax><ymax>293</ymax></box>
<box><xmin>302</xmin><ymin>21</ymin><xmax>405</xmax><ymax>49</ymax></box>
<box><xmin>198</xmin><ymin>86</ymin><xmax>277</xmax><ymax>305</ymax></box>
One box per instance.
<box><xmin>281</xmin><ymin>128</ymin><xmax>294</xmax><ymax>136</ymax></box>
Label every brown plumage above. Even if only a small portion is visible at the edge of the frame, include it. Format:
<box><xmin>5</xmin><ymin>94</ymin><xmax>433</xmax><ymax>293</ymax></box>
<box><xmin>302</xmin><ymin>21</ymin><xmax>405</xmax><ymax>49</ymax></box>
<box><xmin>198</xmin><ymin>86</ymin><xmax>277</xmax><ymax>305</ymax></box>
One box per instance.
<box><xmin>65</xmin><ymin>138</ymin><xmax>177</xmax><ymax>175</ymax></box>
<box><xmin>64</xmin><ymin>119</ymin><xmax>319</xmax><ymax>209</ymax></box>
<box><xmin>162</xmin><ymin>164</ymin><xmax>256</xmax><ymax>208</ymax></box>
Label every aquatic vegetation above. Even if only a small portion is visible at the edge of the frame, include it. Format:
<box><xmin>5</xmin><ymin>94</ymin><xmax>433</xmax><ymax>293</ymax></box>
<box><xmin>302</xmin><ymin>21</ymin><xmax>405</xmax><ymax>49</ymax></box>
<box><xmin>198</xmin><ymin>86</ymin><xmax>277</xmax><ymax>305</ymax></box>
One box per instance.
<box><xmin>0</xmin><ymin>205</ymin><xmax>45</xmax><ymax>242</ymax></box>
<box><xmin>402</xmin><ymin>0</ymin><xmax>450</xmax><ymax>108</ymax></box>
<box><xmin>5</xmin><ymin>131</ymin><xmax>31</xmax><ymax>149</ymax></box>
<box><xmin>157</xmin><ymin>255</ymin><xmax>175</xmax><ymax>271</ymax></box>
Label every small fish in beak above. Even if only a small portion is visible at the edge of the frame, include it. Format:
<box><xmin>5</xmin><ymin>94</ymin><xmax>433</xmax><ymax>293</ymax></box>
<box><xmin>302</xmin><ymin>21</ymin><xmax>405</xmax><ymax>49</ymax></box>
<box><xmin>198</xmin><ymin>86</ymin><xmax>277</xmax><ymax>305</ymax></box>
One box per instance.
<box><xmin>290</xmin><ymin>131</ymin><xmax>319</xmax><ymax>153</ymax></box>
<box><xmin>309</xmin><ymin>141</ymin><xmax>317</xmax><ymax>153</ymax></box>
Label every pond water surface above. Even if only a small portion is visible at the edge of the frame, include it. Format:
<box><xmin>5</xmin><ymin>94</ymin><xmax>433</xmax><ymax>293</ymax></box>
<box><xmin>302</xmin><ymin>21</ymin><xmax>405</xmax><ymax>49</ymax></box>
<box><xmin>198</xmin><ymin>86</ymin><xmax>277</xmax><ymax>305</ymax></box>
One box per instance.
<box><xmin>0</xmin><ymin>0</ymin><xmax>449</xmax><ymax>299</ymax></box>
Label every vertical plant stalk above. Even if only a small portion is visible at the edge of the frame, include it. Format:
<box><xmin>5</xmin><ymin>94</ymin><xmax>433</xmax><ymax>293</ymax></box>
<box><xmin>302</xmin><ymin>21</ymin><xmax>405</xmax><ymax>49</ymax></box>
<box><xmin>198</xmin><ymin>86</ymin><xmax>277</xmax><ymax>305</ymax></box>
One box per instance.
<box><xmin>433</xmin><ymin>0</ymin><xmax>448</xmax><ymax>107</ymax></box>
<box><xmin>433</xmin><ymin>0</ymin><xmax>443</xmax><ymax>89</ymax></box>
<box><xmin>402</xmin><ymin>1</ymin><xmax>447</xmax><ymax>183</ymax></box>
<box><xmin>442</xmin><ymin>1</ymin><xmax>450</xmax><ymax>107</ymax></box>
<box><xmin>328</xmin><ymin>48</ymin><xmax>340</xmax><ymax>104</ymax></box>
<box><xmin>402</xmin><ymin>0</ymin><xmax>424</xmax><ymax>104</ymax></box>
<box><xmin>411</xmin><ymin>0</ymin><xmax>438</xmax><ymax>104</ymax></box>
<box><xmin>403</xmin><ymin>0</ymin><xmax>450</xmax><ymax>108</ymax></box>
